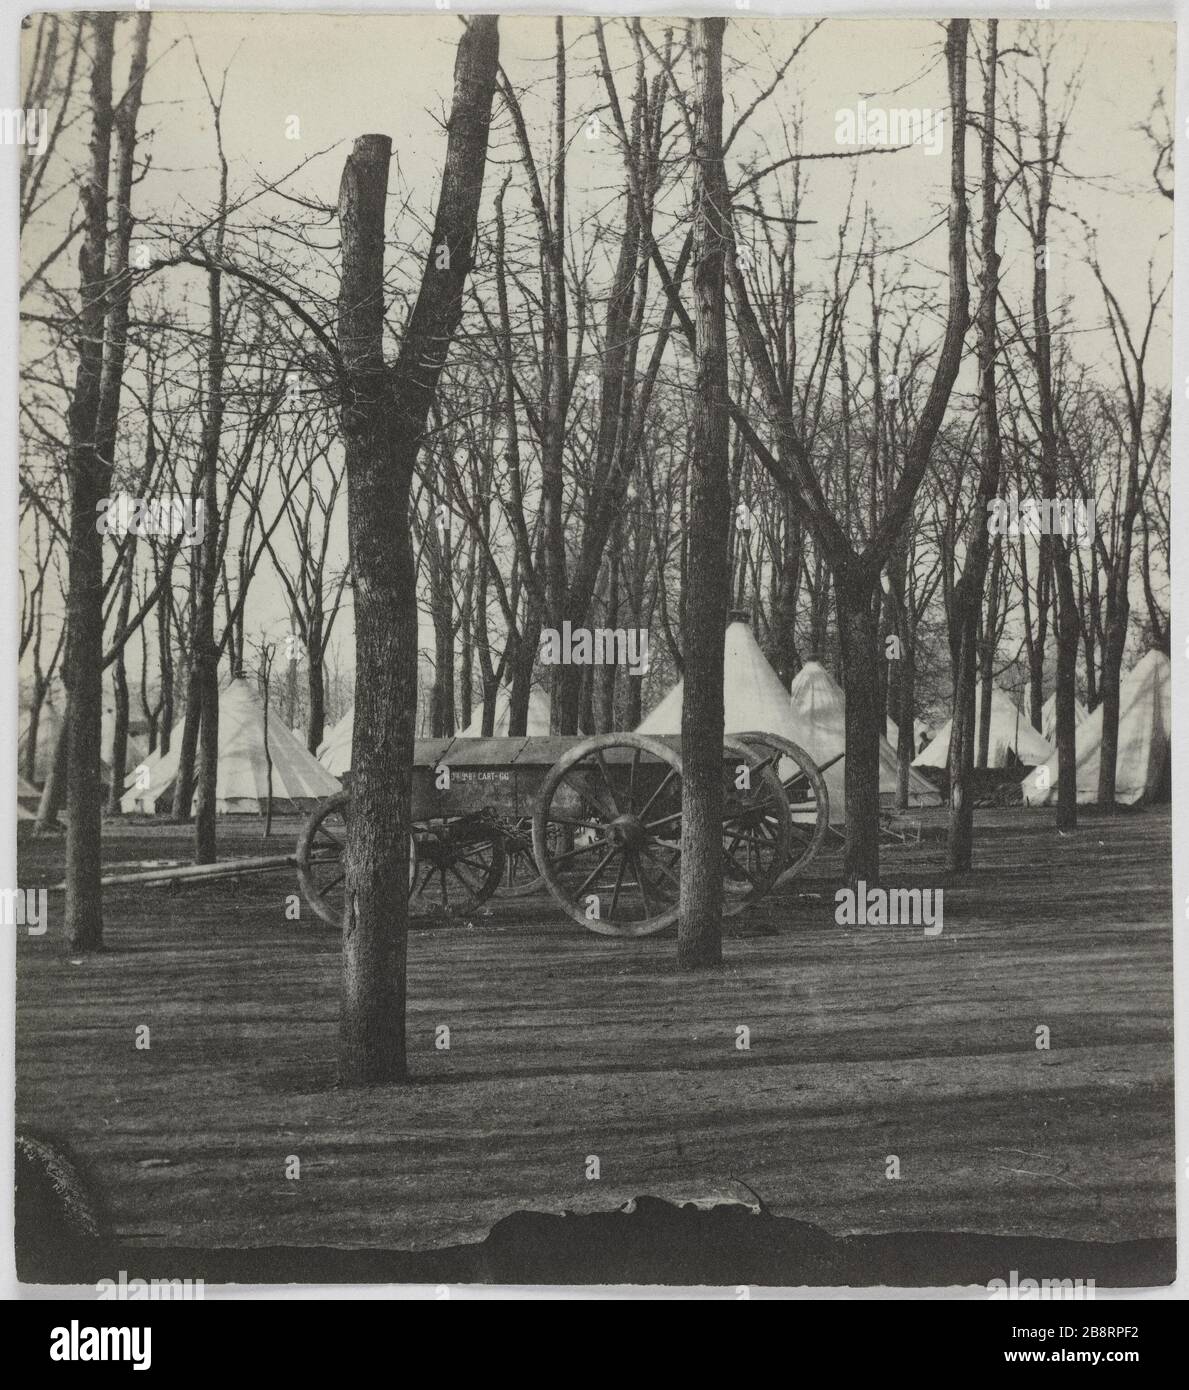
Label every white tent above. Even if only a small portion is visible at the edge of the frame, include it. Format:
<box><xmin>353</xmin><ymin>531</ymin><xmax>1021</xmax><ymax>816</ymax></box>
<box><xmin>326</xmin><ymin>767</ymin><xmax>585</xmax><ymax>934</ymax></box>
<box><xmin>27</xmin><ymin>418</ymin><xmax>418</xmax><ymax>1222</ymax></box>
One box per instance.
<box><xmin>122</xmin><ymin>677</ymin><xmax>341</xmax><ymax>814</ymax></box>
<box><xmin>914</xmin><ymin>688</ymin><xmax>1054</xmax><ymax>769</ymax></box>
<box><xmin>1023</xmin><ymin>650</ymin><xmax>1170</xmax><ymax>807</ymax></box>
<box><xmin>318</xmin><ymin>707</ymin><xmax>353</xmax><ymax>777</ymax></box>
<box><xmin>1041</xmin><ymin>691</ymin><xmax>1089</xmax><ymax>743</ymax></box>
<box><xmin>636</xmin><ymin>622</ymin><xmax>939</xmax><ymax>820</ymax></box>
<box><xmin>101</xmin><ymin>701</ymin><xmax>148</xmax><ymax>772</ymax></box>
<box><xmin>459</xmin><ymin>686</ymin><xmax>551</xmax><ymax>738</ymax></box>
<box><xmin>789</xmin><ymin>662</ymin><xmax>941</xmax><ymax>814</ymax></box>
<box><xmin>887</xmin><ymin>715</ymin><xmax>929</xmax><ymax>753</ymax></box>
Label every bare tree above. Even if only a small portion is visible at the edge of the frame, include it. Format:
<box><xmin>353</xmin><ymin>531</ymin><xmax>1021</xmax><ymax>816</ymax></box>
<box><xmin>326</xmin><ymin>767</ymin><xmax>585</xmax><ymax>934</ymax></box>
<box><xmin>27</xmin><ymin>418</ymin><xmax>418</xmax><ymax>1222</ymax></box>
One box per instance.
<box><xmin>336</xmin><ymin>15</ymin><xmax>500</xmax><ymax>1085</ymax></box>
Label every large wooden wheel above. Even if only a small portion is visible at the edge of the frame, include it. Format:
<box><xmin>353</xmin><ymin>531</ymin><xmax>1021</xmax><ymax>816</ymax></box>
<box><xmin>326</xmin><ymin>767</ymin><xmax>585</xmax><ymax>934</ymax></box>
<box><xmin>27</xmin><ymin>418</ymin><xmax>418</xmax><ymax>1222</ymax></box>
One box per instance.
<box><xmin>737</xmin><ymin>732</ymin><xmax>830</xmax><ymax>882</ymax></box>
<box><xmin>296</xmin><ymin>791</ymin><xmax>350</xmax><ymax>927</ymax></box>
<box><xmin>532</xmin><ymin>732</ymin><xmax>793</xmax><ymax>936</ymax></box>
<box><xmin>296</xmin><ymin>791</ymin><xmax>417</xmax><ymax>927</ymax></box>
<box><xmin>719</xmin><ymin>736</ymin><xmax>793</xmax><ymax>915</ymax></box>
<box><xmin>410</xmin><ymin>815</ymin><xmax>506</xmax><ymax>914</ymax></box>
<box><xmin>533</xmin><ymin>733</ymin><xmax>684</xmax><ymax>936</ymax></box>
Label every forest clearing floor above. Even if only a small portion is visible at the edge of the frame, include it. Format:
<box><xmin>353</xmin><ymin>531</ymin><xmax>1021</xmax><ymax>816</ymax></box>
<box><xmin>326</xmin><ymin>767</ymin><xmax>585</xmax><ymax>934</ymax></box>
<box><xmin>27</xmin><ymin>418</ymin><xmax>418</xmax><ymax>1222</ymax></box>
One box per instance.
<box><xmin>15</xmin><ymin>805</ymin><xmax>1174</xmax><ymax>1282</ymax></box>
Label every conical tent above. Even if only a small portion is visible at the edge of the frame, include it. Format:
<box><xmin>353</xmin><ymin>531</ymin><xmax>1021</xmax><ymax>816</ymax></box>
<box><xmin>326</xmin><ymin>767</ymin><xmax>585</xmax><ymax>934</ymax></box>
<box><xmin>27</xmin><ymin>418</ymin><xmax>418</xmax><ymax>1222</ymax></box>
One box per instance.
<box><xmin>122</xmin><ymin>677</ymin><xmax>341</xmax><ymax>813</ymax></box>
<box><xmin>914</xmin><ymin>688</ymin><xmax>1054</xmax><ymax>769</ymax></box>
<box><xmin>101</xmin><ymin>701</ymin><xmax>148</xmax><ymax>772</ymax></box>
<box><xmin>317</xmin><ymin>707</ymin><xmax>353</xmax><ymax>777</ymax></box>
<box><xmin>1023</xmin><ymin>650</ymin><xmax>1171</xmax><ymax>807</ymax></box>
<box><xmin>459</xmin><ymin>686</ymin><xmax>551</xmax><ymax>738</ymax></box>
<box><xmin>789</xmin><ymin>661</ymin><xmax>941</xmax><ymax>813</ymax></box>
<box><xmin>121</xmin><ymin>740</ymin><xmax>172</xmax><ymax>809</ymax></box>
<box><xmin>636</xmin><ymin>622</ymin><xmax>939</xmax><ymax>820</ymax></box>
<box><xmin>1040</xmin><ymin>691</ymin><xmax>1089</xmax><ymax>743</ymax></box>
<box><xmin>887</xmin><ymin>716</ymin><xmax>929</xmax><ymax>752</ymax></box>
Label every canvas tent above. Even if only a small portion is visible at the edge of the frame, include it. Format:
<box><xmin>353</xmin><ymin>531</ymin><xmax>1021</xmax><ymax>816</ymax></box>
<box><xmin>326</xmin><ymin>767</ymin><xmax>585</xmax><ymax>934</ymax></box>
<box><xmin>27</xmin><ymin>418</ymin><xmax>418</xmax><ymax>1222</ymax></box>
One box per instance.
<box><xmin>789</xmin><ymin>661</ymin><xmax>941</xmax><ymax>814</ymax></box>
<box><xmin>1040</xmin><ymin>691</ymin><xmax>1089</xmax><ymax>743</ymax></box>
<box><xmin>122</xmin><ymin>677</ymin><xmax>341</xmax><ymax>813</ymax></box>
<box><xmin>102</xmin><ymin>701</ymin><xmax>149</xmax><ymax>772</ymax></box>
<box><xmin>459</xmin><ymin>686</ymin><xmax>551</xmax><ymax>738</ymax></box>
<box><xmin>1022</xmin><ymin>650</ymin><xmax>1170</xmax><ymax>807</ymax></box>
<box><xmin>887</xmin><ymin>716</ymin><xmax>929</xmax><ymax>754</ymax></box>
<box><xmin>913</xmin><ymin>688</ymin><xmax>1054</xmax><ymax>769</ymax></box>
<box><xmin>636</xmin><ymin>621</ymin><xmax>939</xmax><ymax>820</ymax></box>
<box><xmin>317</xmin><ymin>708</ymin><xmax>353</xmax><ymax>777</ymax></box>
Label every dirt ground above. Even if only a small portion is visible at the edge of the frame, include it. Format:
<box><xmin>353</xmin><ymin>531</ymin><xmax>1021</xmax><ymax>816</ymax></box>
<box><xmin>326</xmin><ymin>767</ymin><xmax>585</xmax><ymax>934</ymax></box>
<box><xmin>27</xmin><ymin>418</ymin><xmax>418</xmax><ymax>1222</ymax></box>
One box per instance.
<box><xmin>15</xmin><ymin>805</ymin><xmax>1174</xmax><ymax>1272</ymax></box>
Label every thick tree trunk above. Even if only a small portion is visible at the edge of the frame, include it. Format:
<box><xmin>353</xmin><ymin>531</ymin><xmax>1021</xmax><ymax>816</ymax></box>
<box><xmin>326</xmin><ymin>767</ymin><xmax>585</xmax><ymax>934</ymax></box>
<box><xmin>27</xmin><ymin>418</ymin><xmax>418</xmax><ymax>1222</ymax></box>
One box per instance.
<box><xmin>947</xmin><ymin>19</ymin><xmax>998</xmax><ymax>872</ymax></box>
<box><xmin>193</xmin><ymin>187</ymin><xmax>227</xmax><ymax>864</ymax></box>
<box><xmin>63</xmin><ymin>13</ymin><xmax>116</xmax><ymax>950</ymax></box>
<box><xmin>170</xmin><ymin>680</ymin><xmax>200</xmax><ymax>819</ymax></box>
<box><xmin>678</xmin><ymin>15</ymin><xmax>731</xmax><ymax>970</ymax></box>
<box><xmin>337</xmin><ymin>15</ymin><xmax>499</xmax><ymax>1085</ymax></box>
<box><xmin>306</xmin><ymin>610</ymin><xmax>326</xmax><ymax>754</ymax></box>
<box><xmin>838</xmin><ymin>579</ymin><xmax>881</xmax><ymax>887</ymax></box>
<box><xmin>1097</xmin><ymin>615</ymin><xmax>1127</xmax><ymax>806</ymax></box>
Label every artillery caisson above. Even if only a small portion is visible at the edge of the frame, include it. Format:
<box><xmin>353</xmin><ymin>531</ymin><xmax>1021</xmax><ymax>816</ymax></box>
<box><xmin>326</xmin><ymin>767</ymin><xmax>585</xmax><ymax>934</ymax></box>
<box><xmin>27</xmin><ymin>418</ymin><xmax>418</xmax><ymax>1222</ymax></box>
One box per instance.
<box><xmin>296</xmin><ymin>729</ymin><xmax>828</xmax><ymax>934</ymax></box>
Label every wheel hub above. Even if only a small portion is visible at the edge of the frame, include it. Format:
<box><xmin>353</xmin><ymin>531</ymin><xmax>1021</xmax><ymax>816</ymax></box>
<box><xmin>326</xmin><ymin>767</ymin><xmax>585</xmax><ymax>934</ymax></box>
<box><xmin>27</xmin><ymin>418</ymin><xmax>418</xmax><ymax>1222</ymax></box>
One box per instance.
<box><xmin>607</xmin><ymin>813</ymin><xmax>647</xmax><ymax>851</ymax></box>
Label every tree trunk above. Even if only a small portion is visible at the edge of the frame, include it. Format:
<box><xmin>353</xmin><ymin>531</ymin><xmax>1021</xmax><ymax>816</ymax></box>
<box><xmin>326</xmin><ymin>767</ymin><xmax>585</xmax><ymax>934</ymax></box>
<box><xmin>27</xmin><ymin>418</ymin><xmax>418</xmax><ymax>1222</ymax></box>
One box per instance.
<box><xmin>306</xmin><ymin>607</ymin><xmax>326</xmax><ymax>754</ymax></box>
<box><xmin>337</xmin><ymin>14</ymin><xmax>499</xmax><ymax>1085</ymax></box>
<box><xmin>838</xmin><ymin>578</ymin><xmax>881</xmax><ymax>887</ymax></box>
<box><xmin>678</xmin><ymin>15</ymin><xmax>731</xmax><ymax>970</ymax></box>
<box><xmin>947</xmin><ymin>18</ymin><xmax>998</xmax><ymax>872</ymax></box>
<box><xmin>106</xmin><ymin>556</ymin><xmax>135</xmax><ymax>814</ymax></box>
<box><xmin>62</xmin><ymin>12</ymin><xmax>116</xmax><ymax>950</ymax></box>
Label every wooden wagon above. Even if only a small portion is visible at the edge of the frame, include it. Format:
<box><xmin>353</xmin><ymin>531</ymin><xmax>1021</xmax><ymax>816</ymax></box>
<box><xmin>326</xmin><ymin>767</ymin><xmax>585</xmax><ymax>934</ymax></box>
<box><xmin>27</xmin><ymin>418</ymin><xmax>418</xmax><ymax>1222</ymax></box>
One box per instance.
<box><xmin>296</xmin><ymin>729</ymin><xmax>830</xmax><ymax>936</ymax></box>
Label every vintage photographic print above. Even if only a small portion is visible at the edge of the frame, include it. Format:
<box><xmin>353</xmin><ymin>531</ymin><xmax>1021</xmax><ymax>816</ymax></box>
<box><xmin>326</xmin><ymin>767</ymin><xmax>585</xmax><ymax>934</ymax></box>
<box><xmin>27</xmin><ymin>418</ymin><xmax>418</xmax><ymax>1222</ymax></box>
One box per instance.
<box><xmin>11</xmin><ymin>5</ymin><xmax>1176</xmax><ymax>1299</ymax></box>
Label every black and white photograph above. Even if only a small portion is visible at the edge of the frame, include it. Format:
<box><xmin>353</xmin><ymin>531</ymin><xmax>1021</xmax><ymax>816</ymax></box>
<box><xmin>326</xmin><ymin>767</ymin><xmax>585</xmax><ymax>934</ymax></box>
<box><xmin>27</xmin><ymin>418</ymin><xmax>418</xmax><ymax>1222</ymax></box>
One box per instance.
<box><xmin>6</xmin><ymin>1</ymin><xmax>1182</xmax><ymax>1310</ymax></box>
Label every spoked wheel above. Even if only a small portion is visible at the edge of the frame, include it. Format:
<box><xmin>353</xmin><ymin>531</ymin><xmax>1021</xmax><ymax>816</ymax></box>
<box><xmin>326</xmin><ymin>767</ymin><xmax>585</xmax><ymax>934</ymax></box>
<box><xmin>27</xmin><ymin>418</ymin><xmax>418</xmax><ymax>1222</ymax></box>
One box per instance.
<box><xmin>296</xmin><ymin>791</ymin><xmax>349</xmax><ymax>927</ymax></box>
<box><xmin>737</xmin><ymin>732</ymin><xmax>830</xmax><ymax>882</ymax></box>
<box><xmin>492</xmin><ymin>816</ymin><xmax>544</xmax><ymax>898</ymax></box>
<box><xmin>533</xmin><ymin>733</ymin><xmax>684</xmax><ymax>936</ymax></box>
<box><xmin>297</xmin><ymin>792</ymin><xmax>420</xmax><ymax>927</ymax></box>
<box><xmin>720</xmin><ymin>736</ymin><xmax>793</xmax><ymax>915</ymax></box>
<box><xmin>410</xmin><ymin>815</ymin><xmax>506</xmax><ymax>914</ymax></box>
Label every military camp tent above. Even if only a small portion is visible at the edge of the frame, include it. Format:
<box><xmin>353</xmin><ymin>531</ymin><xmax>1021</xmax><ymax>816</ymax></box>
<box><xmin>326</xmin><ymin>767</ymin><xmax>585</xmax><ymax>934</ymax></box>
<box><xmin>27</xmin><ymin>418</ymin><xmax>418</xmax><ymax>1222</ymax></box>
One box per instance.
<box><xmin>1022</xmin><ymin>650</ymin><xmax>1170</xmax><ymax>807</ymax></box>
<box><xmin>122</xmin><ymin>677</ymin><xmax>341</xmax><ymax>813</ymax></box>
<box><xmin>459</xmin><ymin>686</ymin><xmax>551</xmax><ymax>738</ymax></box>
<box><xmin>914</xmin><ymin>688</ymin><xmax>1054</xmax><ymax>769</ymax></box>
<box><xmin>636</xmin><ymin>620</ymin><xmax>939</xmax><ymax>820</ymax></box>
<box><xmin>1040</xmin><ymin>691</ymin><xmax>1089</xmax><ymax>743</ymax></box>
<box><xmin>789</xmin><ymin>661</ymin><xmax>941</xmax><ymax>814</ymax></box>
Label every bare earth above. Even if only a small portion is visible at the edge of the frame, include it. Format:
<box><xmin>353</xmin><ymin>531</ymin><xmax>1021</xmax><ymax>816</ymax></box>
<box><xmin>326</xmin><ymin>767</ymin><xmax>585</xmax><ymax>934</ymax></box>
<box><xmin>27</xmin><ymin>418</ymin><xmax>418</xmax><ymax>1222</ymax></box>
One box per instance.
<box><xmin>16</xmin><ymin>806</ymin><xmax>1173</xmax><ymax>1257</ymax></box>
